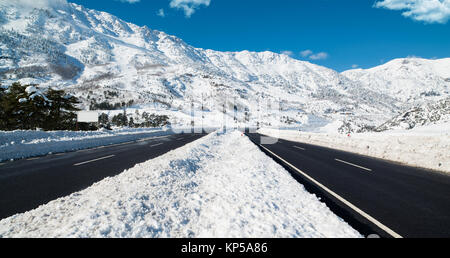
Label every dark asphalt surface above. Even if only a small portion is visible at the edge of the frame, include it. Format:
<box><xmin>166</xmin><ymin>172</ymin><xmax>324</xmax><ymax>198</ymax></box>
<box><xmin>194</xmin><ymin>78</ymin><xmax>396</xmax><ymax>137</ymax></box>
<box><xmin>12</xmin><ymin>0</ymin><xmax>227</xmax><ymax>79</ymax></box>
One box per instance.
<box><xmin>247</xmin><ymin>133</ymin><xmax>450</xmax><ymax>238</ymax></box>
<box><xmin>0</xmin><ymin>133</ymin><xmax>207</xmax><ymax>220</ymax></box>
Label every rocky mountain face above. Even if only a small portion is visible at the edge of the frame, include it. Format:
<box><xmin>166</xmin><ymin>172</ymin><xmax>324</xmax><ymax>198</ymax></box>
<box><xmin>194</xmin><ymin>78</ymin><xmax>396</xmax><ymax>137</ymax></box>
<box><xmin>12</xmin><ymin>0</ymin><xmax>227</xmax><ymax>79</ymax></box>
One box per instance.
<box><xmin>0</xmin><ymin>1</ymin><xmax>449</xmax><ymax>130</ymax></box>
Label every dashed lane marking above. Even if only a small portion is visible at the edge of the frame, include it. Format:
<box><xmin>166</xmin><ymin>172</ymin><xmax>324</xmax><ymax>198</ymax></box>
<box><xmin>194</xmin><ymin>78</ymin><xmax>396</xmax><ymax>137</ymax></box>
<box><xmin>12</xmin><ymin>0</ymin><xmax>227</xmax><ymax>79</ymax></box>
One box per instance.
<box><xmin>335</xmin><ymin>158</ymin><xmax>372</xmax><ymax>172</ymax></box>
<box><xmin>259</xmin><ymin>144</ymin><xmax>402</xmax><ymax>238</ymax></box>
<box><xmin>73</xmin><ymin>155</ymin><xmax>115</xmax><ymax>167</ymax></box>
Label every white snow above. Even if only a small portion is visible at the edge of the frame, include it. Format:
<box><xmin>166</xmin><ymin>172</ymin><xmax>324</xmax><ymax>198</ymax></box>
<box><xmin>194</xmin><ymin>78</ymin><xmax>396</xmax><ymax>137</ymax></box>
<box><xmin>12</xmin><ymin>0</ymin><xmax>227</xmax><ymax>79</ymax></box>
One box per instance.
<box><xmin>0</xmin><ymin>131</ymin><xmax>361</xmax><ymax>238</ymax></box>
<box><xmin>342</xmin><ymin>57</ymin><xmax>450</xmax><ymax>103</ymax></box>
<box><xmin>1</xmin><ymin>1</ymin><xmax>428</xmax><ymax>131</ymax></box>
<box><xmin>259</xmin><ymin>124</ymin><xmax>450</xmax><ymax>173</ymax></box>
<box><xmin>25</xmin><ymin>86</ymin><xmax>37</xmax><ymax>94</ymax></box>
<box><xmin>1</xmin><ymin>2</ymin><xmax>449</xmax><ymax>132</ymax></box>
<box><xmin>0</xmin><ymin>127</ymin><xmax>173</xmax><ymax>162</ymax></box>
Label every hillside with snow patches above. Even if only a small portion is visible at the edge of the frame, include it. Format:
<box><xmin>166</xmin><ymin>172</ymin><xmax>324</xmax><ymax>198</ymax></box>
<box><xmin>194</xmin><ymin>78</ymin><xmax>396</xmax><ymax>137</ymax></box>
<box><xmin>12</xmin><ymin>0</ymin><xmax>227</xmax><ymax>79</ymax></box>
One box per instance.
<box><xmin>0</xmin><ymin>0</ymin><xmax>449</xmax><ymax>131</ymax></box>
<box><xmin>376</xmin><ymin>97</ymin><xmax>450</xmax><ymax>131</ymax></box>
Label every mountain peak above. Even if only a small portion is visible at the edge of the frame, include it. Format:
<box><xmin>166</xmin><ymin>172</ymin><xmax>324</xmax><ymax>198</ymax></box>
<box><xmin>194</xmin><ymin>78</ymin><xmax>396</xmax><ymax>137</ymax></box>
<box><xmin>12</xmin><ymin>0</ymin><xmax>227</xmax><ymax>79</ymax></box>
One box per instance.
<box><xmin>0</xmin><ymin>0</ymin><xmax>448</xmax><ymax>130</ymax></box>
<box><xmin>0</xmin><ymin>0</ymin><xmax>69</xmax><ymax>11</ymax></box>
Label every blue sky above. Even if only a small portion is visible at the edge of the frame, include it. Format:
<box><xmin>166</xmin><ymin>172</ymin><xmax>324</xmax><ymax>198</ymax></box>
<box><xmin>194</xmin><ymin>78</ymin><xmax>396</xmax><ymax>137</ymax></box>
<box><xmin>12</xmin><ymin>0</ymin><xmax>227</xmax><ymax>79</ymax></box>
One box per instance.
<box><xmin>69</xmin><ymin>0</ymin><xmax>450</xmax><ymax>71</ymax></box>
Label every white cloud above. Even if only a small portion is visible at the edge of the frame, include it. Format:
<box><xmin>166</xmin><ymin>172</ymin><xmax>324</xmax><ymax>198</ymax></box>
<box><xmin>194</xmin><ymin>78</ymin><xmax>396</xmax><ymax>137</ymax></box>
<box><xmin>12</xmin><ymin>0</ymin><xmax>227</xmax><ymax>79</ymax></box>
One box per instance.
<box><xmin>300</xmin><ymin>49</ymin><xmax>313</xmax><ymax>57</ymax></box>
<box><xmin>115</xmin><ymin>0</ymin><xmax>141</xmax><ymax>3</ymax></box>
<box><xmin>309</xmin><ymin>52</ymin><xmax>329</xmax><ymax>60</ymax></box>
<box><xmin>157</xmin><ymin>8</ymin><xmax>166</xmax><ymax>17</ymax></box>
<box><xmin>352</xmin><ymin>64</ymin><xmax>359</xmax><ymax>69</ymax></box>
<box><xmin>169</xmin><ymin>0</ymin><xmax>211</xmax><ymax>18</ymax></box>
<box><xmin>300</xmin><ymin>50</ymin><xmax>329</xmax><ymax>60</ymax></box>
<box><xmin>280</xmin><ymin>50</ymin><xmax>294</xmax><ymax>57</ymax></box>
<box><xmin>374</xmin><ymin>0</ymin><xmax>450</xmax><ymax>24</ymax></box>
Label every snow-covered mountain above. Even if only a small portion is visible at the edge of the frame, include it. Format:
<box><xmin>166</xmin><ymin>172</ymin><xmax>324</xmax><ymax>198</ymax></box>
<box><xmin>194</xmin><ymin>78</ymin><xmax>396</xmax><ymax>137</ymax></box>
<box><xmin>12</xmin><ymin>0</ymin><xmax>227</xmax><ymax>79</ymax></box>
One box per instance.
<box><xmin>0</xmin><ymin>1</ymin><xmax>448</xmax><ymax>130</ymax></box>
<box><xmin>376</xmin><ymin>97</ymin><xmax>450</xmax><ymax>131</ymax></box>
<box><xmin>342</xmin><ymin>58</ymin><xmax>450</xmax><ymax>104</ymax></box>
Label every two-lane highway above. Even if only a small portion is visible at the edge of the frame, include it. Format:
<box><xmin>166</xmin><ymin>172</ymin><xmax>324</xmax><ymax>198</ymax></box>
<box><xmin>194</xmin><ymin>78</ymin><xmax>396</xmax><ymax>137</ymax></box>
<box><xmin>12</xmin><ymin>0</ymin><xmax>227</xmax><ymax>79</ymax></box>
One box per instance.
<box><xmin>247</xmin><ymin>133</ymin><xmax>450</xmax><ymax>238</ymax></box>
<box><xmin>0</xmin><ymin>133</ymin><xmax>207</xmax><ymax>220</ymax></box>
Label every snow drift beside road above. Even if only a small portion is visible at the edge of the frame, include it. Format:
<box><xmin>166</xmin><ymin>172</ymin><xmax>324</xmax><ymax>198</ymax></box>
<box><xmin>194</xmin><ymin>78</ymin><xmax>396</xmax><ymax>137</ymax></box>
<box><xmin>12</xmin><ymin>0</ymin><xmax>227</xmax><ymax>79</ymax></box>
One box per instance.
<box><xmin>259</xmin><ymin>124</ymin><xmax>450</xmax><ymax>173</ymax></box>
<box><xmin>0</xmin><ymin>131</ymin><xmax>361</xmax><ymax>238</ymax></box>
<box><xmin>0</xmin><ymin>128</ymin><xmax>173</xmax><ymax>162</ymax></box>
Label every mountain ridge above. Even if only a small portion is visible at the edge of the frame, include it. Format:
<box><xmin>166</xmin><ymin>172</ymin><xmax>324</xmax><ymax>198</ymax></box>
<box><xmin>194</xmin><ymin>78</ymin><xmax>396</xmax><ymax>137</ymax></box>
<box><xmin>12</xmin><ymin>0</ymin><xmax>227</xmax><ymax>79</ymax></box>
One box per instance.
<box><xmin>0</xmin><ymin>1</ymin><xmax>448</xmax><ymax>130</ymax></box>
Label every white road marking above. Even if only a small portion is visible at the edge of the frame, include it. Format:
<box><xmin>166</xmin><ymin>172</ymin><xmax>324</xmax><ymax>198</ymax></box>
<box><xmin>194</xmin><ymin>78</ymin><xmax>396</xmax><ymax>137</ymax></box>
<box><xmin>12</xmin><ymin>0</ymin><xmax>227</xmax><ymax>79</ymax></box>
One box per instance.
<box><xmin>177</xmin><ymin>137</ymin><xmax>185</xmax><ymax>140</ymax></box>
<box><xmin>0</xmin><ymin>163</ymin><xmax>5</xmax><ymax>166</ymax></box>
<box><xmin>259</xmin><ymin>144</ymin><xmax>402</xmax><ymax>238</ymax></box>
<box><xmin>112</xmin><ymin>135</ymin><xmax>172</xmax><ymax>145</ymax></box>
<box><xmin>140</xmin><ymin>135</ymin><xmax>171</xmax><ymax>142</ymax></box>
<box><xmin>108</xmin><ymin>142</ymin><xmax>132</xmax><ymax>148</ymax></box>
<box><xmin>335</xmin><ymin>158</ymin><xmax>372</xmax><ymax>172</ymax></box>
<box><xmin>73</xmin><ymin>155</ymin><xmax>115</xmax><ymax>166</ymax></box>
<box><xmin>293</xmin><ymin>146</ymin><xmax>306</xmax><ymax>151</ymax></box>
<box><xmin>27</xmin><ymin>157</ymin><xmax>40</xmax><ymax>161</ymax></box>
<box><xmin>150</xmin><ymin>143</ymin><xmax>163</xmax><ymax>147</ymax></box>
<box><xmin>153</xmin><ymin>135</ymin><xmax>171</xmax><ymax>139</ymax></box>
<box><xmin>55</xmin><ymin>153</ymin><xmax>65</xmax><ymax>156</ymax></box>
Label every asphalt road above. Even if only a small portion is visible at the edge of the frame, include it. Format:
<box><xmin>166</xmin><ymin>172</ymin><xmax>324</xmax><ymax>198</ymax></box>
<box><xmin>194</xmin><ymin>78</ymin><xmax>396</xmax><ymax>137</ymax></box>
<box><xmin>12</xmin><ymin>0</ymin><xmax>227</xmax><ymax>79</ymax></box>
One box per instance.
<box><xmin>0</xmin><ymin>133</ymin><xmax>207</xmax><ymax>220</ymax></box>
<box><xmin>247</xmin><ymin>133</ymin><xmax>450</xmax><ymax>238</ymax></box>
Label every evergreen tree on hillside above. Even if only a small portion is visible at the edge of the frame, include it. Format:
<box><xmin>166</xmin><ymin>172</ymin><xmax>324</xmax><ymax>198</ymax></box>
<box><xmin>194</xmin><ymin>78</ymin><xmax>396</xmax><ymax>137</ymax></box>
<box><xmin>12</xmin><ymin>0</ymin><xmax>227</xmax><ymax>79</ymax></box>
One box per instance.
<box><xmin>139</xmin><ymin>112</ymin><xmax>169</xmax><ymax>128</ymax></box>
<box><xmin>0</xmin><ymin>82</ymin><xmax>29</xmax><ymax>130</ymax></box>
<box><xmin>22</xmin><ymin>87</ymin><xmax>48</xmax><ymax>130</ymax></box>
<box><xmin>99</xmin><ymin>113</ymin><xmax>109</xmax><ymax>125</ymax></box>
<box><xmin>0</xmin><ymin>82</ymin><xmax>81</xmax><ymax>131</ymax></box>
<box><xmin>129</xmin><ymin>117</ymin><xmax>135</xmax><ymax>128</ymax></box>
<box><xmin>44</xmin><ymin>88</ymin><xmax>80</xmax><ymax>130</ymax></box>
<box><xmin>111</xmin><ymin>112</ymin><xmax>128</xmax><ymax>127</ymax></box>
<box><xmin>0</xmin><ymin>85</ymin><xmax>6</xmax><ymax>130</ymax></box>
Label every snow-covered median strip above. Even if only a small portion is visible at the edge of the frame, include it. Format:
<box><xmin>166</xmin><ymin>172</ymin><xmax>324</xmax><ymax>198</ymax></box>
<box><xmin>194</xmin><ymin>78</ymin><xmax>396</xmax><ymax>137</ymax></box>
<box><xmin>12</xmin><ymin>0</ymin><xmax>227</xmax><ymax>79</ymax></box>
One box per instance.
<box><xmin>0</xmin><ymin>131</ymin><xmax>361</xmax><ymax>238</ymax></box>
<box><xmin>259</xmin><ymin>124</ymin><xmax>450</xmax><ymax>173</ymax></box>
<box><xmin>0</xmin><ymin>128</ymin><xmax>174</xmax><ymax>162</ymax></box>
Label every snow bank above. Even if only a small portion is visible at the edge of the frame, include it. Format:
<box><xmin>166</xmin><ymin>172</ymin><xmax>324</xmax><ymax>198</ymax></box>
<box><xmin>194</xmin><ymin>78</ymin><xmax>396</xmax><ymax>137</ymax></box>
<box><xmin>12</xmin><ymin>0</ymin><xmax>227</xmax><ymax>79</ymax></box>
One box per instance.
<box><xmin>0</xmin><ymin>131</ymin><xmax>361</xmax><ymax>238</ymax></box>
<box><xmin>259</xmin><ymin>124</ymin><xmax>450</xmax><ymax>173</ymax></box>
<box><xmin>0</xmin><ymin>128</ymin><xmax>173</xmax><ymax>162</ymax></box>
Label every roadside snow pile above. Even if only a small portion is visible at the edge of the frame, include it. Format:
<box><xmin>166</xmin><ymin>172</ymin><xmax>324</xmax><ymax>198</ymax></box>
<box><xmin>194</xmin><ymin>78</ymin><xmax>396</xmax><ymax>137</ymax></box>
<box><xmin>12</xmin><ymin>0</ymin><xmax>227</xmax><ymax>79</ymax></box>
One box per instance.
<box><xmin>259</xmin><ymin>124</ymin><xmax>450</xmax><ymax>173</ymax></box>
<box><xmin>0</xmin><ymin>131</ymin><xmax>361</xmax><ymax>238</ymax></box>
<box><xmin>0</xmin><ymin>128</ymin><xmax>173</xmax><ymax>162</ymax></box>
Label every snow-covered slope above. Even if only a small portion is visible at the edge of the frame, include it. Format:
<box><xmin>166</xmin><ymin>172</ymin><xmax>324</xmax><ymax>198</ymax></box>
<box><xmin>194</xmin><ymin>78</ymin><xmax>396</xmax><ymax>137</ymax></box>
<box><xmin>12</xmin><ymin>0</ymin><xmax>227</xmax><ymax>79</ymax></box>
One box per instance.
<box><xmin>376</xmin><ymin>97</ymin><xmax>450</xmax><ymax>131</ymax></box>
<box><xmin>342</xmin><ymin>58</ymin><xmax>450</xmax><ymax>103</ymax></box>
<box><xmin>0</xmin><ymin>1</ymin><xmax>448</xmax><ymax>131</ymax></box>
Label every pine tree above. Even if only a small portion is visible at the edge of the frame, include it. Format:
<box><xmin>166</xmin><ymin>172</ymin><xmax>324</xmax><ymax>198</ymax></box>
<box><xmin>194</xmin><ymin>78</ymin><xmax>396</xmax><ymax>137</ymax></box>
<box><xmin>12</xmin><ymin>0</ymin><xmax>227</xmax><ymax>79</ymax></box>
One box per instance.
<box><xmin>0</xmin><ymin>85</ymin><xmax>6</xmax><ymax>130</ymax></box>
<box><xmin>122</xmin><ymin>109</ymin><xmax>128</xmax><ymax>127</ymax></box>
<box><xmin>111</xmin><ymin>113</ymin><xmax>128</xmax><ymax>127</ymax></box>
<box><xmin>45</xmin><ymin>88</ymin><xmax>80</xmax><ymax>130</ymax></box>
<box><xmin>129</xmin><ymin>117</ymin><xmax>135</xmax><ymax>128</ymax></box>
<box><xmin>0</xmin><ymin>82</ymin><xmax>28</xmax><ymax>130</ymax></box>
<box><xmin>99</xmin><ymin>113</ymin><xmax>109</xmax><ymax>125</ymax></box>
<box><xmin>22</xmin><ymin>88</ymin><xmax>48</xmax><ymax>130</ymax></box>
